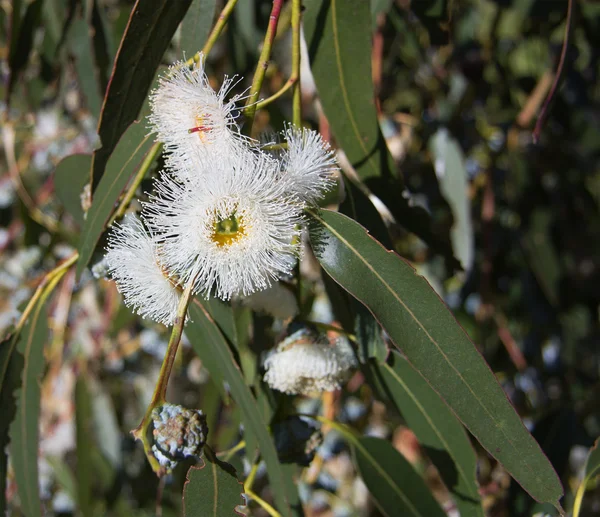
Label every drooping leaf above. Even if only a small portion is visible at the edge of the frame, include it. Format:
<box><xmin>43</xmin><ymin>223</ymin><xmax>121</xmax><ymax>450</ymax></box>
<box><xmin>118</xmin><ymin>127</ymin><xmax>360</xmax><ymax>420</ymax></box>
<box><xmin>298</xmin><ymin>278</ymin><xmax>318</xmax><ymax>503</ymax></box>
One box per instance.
<box><xmin>308</xmin><ymin>209</ymin><xmax>563</xmax><ymax>509</ymax></box>
<box><xmin>9</xmin><ymin>298</ymin><xmax>51</xmax><ymax>517</ymax></box>
<box><xmin>7</xmin><ymin>0</ymin><xmax>44</xmax><ymax>102</ymax></box>
<box><xmin>180</xmin><ymin>0</ymin><xmax>217</xmax><ymax>58</ymax></box>
<box><xmin>377</xmin><ymin>352</ymin><xmax>483</xmax><ymax>517</ymax></box>
<box><xmin>76</xmin><ymin>121</ymin><xmax>155</xmax><ymax>279</ymax></box>
<box><xmin>183</xmin><ymin>453</ymin><xmax>244</xmax><ymax>517</ymax></box>
<box><xmin>187</xmin><ymin>301</ymin><xmax>297</xmax><ymax>516</ymax></box>
<box><xmin>303</xmin><ymin>0</ymin><xmax>397</xmax><ymax>183</ymax></box>
<box><xmin>90</xmin><ymin>0</ymin><xmax>192</xmax><ymax>190</ymax></box>
<box><xmin>352</xmin><ymin>436</ymin><xmax>446</xmax><ymax>517</ymax></box>
<box><xmin>75</xmin><ymin>375</ymin><xmax>94</xmax><ymax>517</ymax></box>
<box><xmin>429</xmin><ymin>128</ymin><xmax>474</xmax><ymax>271</ymax></box>
<box><xmin>54</xmin><ymin>153</ymin><xmax>92</xmax><ymax>227</ymax></box>
<box><xmin>69</xmin><ymin>18</ymin><xmax>103</xmax><ymax>118</ymax></box>
<box><xmin>0</xmin><ymin>334</ymin><xmax>23</xmax><ymax>516</ymax></box>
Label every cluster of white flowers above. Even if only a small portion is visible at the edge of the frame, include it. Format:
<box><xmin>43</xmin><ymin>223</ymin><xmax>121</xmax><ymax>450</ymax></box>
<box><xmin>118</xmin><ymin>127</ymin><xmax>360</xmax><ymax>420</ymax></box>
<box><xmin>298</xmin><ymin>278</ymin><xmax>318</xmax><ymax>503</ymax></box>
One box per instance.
<box><xmin>105</xmin><ymin>54</ymin><xmax>337</xmax><ymax>325</ymax></box>
<box><xmin>263</xmin><ymin>328</ymin><xmax>357</xmax><ymax>395</ymax></box>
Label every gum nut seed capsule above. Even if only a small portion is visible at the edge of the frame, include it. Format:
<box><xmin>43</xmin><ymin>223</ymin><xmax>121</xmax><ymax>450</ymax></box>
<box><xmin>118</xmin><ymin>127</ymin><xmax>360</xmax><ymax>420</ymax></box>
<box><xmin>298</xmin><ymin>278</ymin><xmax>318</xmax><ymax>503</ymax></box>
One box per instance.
<box><xmin>151</xmin><ymin>403</ymin><xmax>209</xmax><ymax>471</ymax></box>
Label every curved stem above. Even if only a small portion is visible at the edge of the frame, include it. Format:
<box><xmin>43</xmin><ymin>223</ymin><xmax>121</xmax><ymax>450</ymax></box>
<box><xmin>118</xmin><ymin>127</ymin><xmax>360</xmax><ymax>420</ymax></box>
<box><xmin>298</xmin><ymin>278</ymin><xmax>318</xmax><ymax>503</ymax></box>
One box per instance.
<box><xmin>219</xmin><ymin>440</ymin><xmax>246</xmax><ymax>462</ymax></box>
<box><xmin>14</xmin><ymin>253</ymin><xmax>79</xmax><ymax>335</ymax></box>
<box><xmin>290</xmin><ymin>0</ymin><xmax>302</xmax><ymax>126</ymax></box>
<box><xmin>131</xmin><ymin>278</ymin><xmax>197</xmax><ymax>475</ymax></box>
<box><xmin>255</xmin><ymin>77</ymin><xmax>296</xmax><ymax>110</ymax></box>
<box><xmin>243</xmin><ymin>0</ymin><xmax>285</xmax><ymax>132</ymax></box>
<box><xmin>110</xmin><ymin>143</ymin><xmax>162</xmax><ymax>224</ymax></box>
<box><xmin>245</xmin><ymin>488</ymin><xmax>281</xmax><ymax>517</ymax></box>
<box><xmin>532</xmin><ymin>0</ymin><xmax>574</xmax><ymax>142</ymax></box>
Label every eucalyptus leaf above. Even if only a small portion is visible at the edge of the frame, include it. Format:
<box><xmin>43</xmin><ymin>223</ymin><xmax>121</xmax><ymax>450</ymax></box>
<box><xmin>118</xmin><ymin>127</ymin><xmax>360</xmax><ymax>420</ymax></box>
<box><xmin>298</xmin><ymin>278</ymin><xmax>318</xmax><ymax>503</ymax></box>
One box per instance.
<box><xmin>353</xmin><ymin>436</ymin><xmax>446</xmax><ymax>517</ymax></box>
<box><xmin>308</xmin><ymin>209</ymin><xmax>563</xmax><ymax>509</ymax></box>
<box><xmin>183</xmin><ymin>453</ymin><xmax>244</xmax><ymax>517</ymax></box>
<box><xmin>378</xmin><ymin>352</ymin><xmax>483</xmax><ymax>516</ymax></box>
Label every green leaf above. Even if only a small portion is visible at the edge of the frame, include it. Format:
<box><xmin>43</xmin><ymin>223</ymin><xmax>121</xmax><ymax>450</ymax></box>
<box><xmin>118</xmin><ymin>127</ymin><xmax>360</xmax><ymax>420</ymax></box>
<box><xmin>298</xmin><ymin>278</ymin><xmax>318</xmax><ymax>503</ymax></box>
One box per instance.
<box><xmin>429</xmin><ymin>129</ymin><xmax>474</xmax><ymax>271</ymax></box>
<box><xmin>76</xmin><ymin>122</ymin><xmax>155</xmax><ymax>279</ymax></box>
<box><xmin>352</xmin><ymin>437</ymin><xmax>446</xmax><ymax>517</ymax></box>
<box><xmin>583</xmin><ymin>438</ymin><xmax>600</xmax><ymax>480</ymax></box>
<box><xmin>180</xmin><ymin>0</ymin><xmax>216</xmax><ymax>57</ymax></box>
<box><xmin>183</xmin><ymin>452</ymin><xmax>244</xmax><ymax>517</ymax></box>
<box><xmin>54</xmin><ymin>154</ymin><xmax>92</xmax><ymax>227</ymax></box>
<box><xmin>303</xmin><ymin>0</ymin><xmax>397</xmax><ymax>183</ymax></box>
<box><xmin>0</xmin><ymin>334</ymin><xmax>23</xmax><ymax>516</ymax></box>
<box><xmin>7</xmin><ymin>0</ymin><xmax>43</xmax><ymax>102</ymax></box>
<box><xmin>378</xmin><ymin>352</ymin><xmax>483</xmax><ymax>517</ymax></box>
<box><xmin>573</xmin><ymin>438</ymin><xmax>600</xmax><ymax>517</ymax></box>
<box><xmin>308</xmin><ymin>209</ymin><xmax>563</xmax><ymax>509</ymax></box>
<box><xmin>9</xmin><ymin>298</ymin><xmax>51</xmax><ymax>517</ymax></box>
<box><xmin>75</xmin><ymin>376</ymin><xmax>94</xmax><ymax>517</ymax></box>
<box><xmin>90</xmin><ymin>0</ymin><xmax>192</xmax><ymax>190</ymax></box>
<box><xmin>186</xmin><ymin>302</ymin><xmax>297</xmax><ymax>516</ymax></box>
<box><xmin>69</xmin><ymin>19</ymin><xmax>103</xmax><ymax>118</ymax></box>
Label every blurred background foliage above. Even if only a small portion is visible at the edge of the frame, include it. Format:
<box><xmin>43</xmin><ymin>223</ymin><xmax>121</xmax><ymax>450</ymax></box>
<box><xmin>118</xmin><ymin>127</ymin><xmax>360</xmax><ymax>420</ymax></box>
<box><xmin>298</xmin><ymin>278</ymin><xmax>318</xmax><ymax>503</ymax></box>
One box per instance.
<box><xmin>1</xmin><ymin>0</ymin><xmax>600</xmax><ymax>516</ymax></box>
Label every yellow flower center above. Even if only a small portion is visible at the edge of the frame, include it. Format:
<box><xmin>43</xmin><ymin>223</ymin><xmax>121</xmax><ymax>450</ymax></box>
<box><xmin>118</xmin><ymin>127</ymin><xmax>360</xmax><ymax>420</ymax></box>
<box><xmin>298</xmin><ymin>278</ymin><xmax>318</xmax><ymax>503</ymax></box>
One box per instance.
<box><xmin>211</xmin><ymin>212</ymin><xmax>246</xmax><ymax>247</ymax></box>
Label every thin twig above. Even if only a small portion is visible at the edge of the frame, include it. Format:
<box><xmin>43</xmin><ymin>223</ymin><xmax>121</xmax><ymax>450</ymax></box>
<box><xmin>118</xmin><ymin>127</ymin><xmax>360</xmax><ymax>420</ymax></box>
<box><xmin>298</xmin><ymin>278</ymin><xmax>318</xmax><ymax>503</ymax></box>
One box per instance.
<box><xmin>291</xmin><ymin>0</ymin><xmax>302</xmax><ymax>126</ymax></box>
<box><xmin>131</xmin><ymin>278</ymin><xmax>197</xmax><ymax>475</ymax></box>
<box><xmin>532</xmin><ymin>0</ymin><xmax>574</xmax><ymax>142</ymax></box>
<box><xmin>244</xmin><ymin>0</ymin><xmax>285</xmax><ymax>132</ymax></box>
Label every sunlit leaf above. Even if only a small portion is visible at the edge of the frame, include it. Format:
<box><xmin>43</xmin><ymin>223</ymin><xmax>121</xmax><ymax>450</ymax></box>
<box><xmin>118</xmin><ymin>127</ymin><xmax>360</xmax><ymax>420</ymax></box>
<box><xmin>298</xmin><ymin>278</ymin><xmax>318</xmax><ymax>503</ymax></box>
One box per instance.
<box><xmin>303</xmin><ymin>0</ymin><xmax>397</xmax><ymax>183</ymax></box>
<box><xmin>378</xmin><ymin>352</ymin><xmax>483</xmax><ymax>516</ymax></box>
<box><xmin>353</xmin><ymin>436</ymin><xmax>446</xmax><ymax>517</ymax></box>
<box><xmin>429</xmin><ymin>129</ymin><xmax>474</xmax><ymax>271</ymax></box>
<box><xmin>308</xmin><ymin>209</ymin><xmax>563</xmax><ymax>509</ymax></box>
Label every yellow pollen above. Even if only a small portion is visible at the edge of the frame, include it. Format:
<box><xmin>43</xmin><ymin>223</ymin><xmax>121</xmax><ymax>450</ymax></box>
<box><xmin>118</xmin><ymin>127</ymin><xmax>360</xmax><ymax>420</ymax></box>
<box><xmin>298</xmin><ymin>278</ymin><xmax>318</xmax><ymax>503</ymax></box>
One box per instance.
<box><xmin>211</xmin><ymin>213</ymin><xmax>246</xmax><ymax>247</ymax></box>
<box><xmin>192</xmin><ymin>114</ymin><xmax>208</xmax><ymax>142</ymax></box>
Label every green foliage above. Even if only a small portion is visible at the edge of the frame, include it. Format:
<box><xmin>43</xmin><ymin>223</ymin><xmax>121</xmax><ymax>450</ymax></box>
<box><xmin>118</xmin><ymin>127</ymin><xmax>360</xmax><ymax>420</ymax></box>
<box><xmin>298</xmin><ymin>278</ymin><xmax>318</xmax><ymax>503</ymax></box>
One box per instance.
<box><xmin>9</xmin><ymin>300</ymin><xmax>50</xmax><ymax>517</ymax></box>
<box><xmin>183</xmin><ymin>453</ymin><xmax>244</xmax><ymax>517</ymax></box>
<box><xmin>308</xmin><ymin>208</ymin><xmax>563</xmax><ymax>507</ymax></box>
<box><xmin>352</xmin><ymin>436</ymin><xmax>446</xmax><ymax>517</ymax></box>
<box><xmin>90</xmin><ymin>0</ymin><xmax>193</xmax><ymax>189</ymax></box>
<box><xmin>4</xmin><ymin>0</ymin><xmax>600</xmax><ymax>515</ymax></box>
<box><xmin>377</xmin><ymin>353</ymin><xmax>483</xmax><ymax>517</ymax></box>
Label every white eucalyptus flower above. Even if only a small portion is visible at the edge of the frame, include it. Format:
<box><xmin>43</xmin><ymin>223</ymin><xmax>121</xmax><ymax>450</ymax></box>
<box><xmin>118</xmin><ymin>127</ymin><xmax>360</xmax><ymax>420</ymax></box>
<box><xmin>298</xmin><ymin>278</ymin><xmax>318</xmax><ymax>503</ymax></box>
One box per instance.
<box><xmin>263</xmin><ymin>329</ymin><xmax>356</xmax><ymax>395</ymax></box>
<box><xmin>148</xmin><ymin>54</ymin><xmax>249</xmax><ymax>175</ymax></box>
<box><xmin>144</xmin><ymin>150</ymin><xmax>302</xmax><ymax>300</ymax></box>
<box><xmin>279</xmin><ymin>125</ymin><xmax>338</xmax><ymax>204</ymax></box>
<box><xmin>105</xmin><ymin>215</ymin><xmax>181</xmax><ymax>326</ymax></box>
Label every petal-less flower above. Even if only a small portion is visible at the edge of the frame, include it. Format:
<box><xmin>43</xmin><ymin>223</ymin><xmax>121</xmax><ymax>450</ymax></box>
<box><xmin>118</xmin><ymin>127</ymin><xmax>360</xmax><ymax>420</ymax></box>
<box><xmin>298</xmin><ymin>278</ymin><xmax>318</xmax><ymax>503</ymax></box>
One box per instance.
<box><xmin>144</xmin><ymin>150</ymin><xmax>303</xmax><ymax>300</ymax></box>
<box><xmin>148</xmin><ymin>53</ymin><xmax>250</xmax><ymax>177</ymax></box>
<box><xmin>278</xmin><ymin>125</ymin><xmax>338</xmax><ymax>205</ymax></box>
<box><xmin>263</xmin><ymin>328</ymin><xmax>356</xmax><ymax>395</ymax></box>
<box><xmin>104</xmin><ymin>215</ymin><xmax>181</xmax><ymax>326</ymax></box>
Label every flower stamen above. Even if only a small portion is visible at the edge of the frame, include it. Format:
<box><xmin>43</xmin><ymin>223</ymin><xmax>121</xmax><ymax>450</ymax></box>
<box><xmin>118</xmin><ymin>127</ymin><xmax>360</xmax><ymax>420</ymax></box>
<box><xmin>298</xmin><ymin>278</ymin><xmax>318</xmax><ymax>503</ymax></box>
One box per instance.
<box><xmin>211</xmin><ymin>212</ymin><xmax>247</xmax><ymax>247</ymax></box>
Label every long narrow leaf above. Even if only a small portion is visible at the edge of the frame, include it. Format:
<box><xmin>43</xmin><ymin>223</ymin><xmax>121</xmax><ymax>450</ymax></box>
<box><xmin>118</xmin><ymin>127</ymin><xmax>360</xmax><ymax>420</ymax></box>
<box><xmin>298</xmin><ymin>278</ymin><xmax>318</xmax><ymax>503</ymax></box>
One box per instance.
<box><xmin>308</xmin><ymin>209</ymin><xmax>563</xmax><ymax>509</ymax></box>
